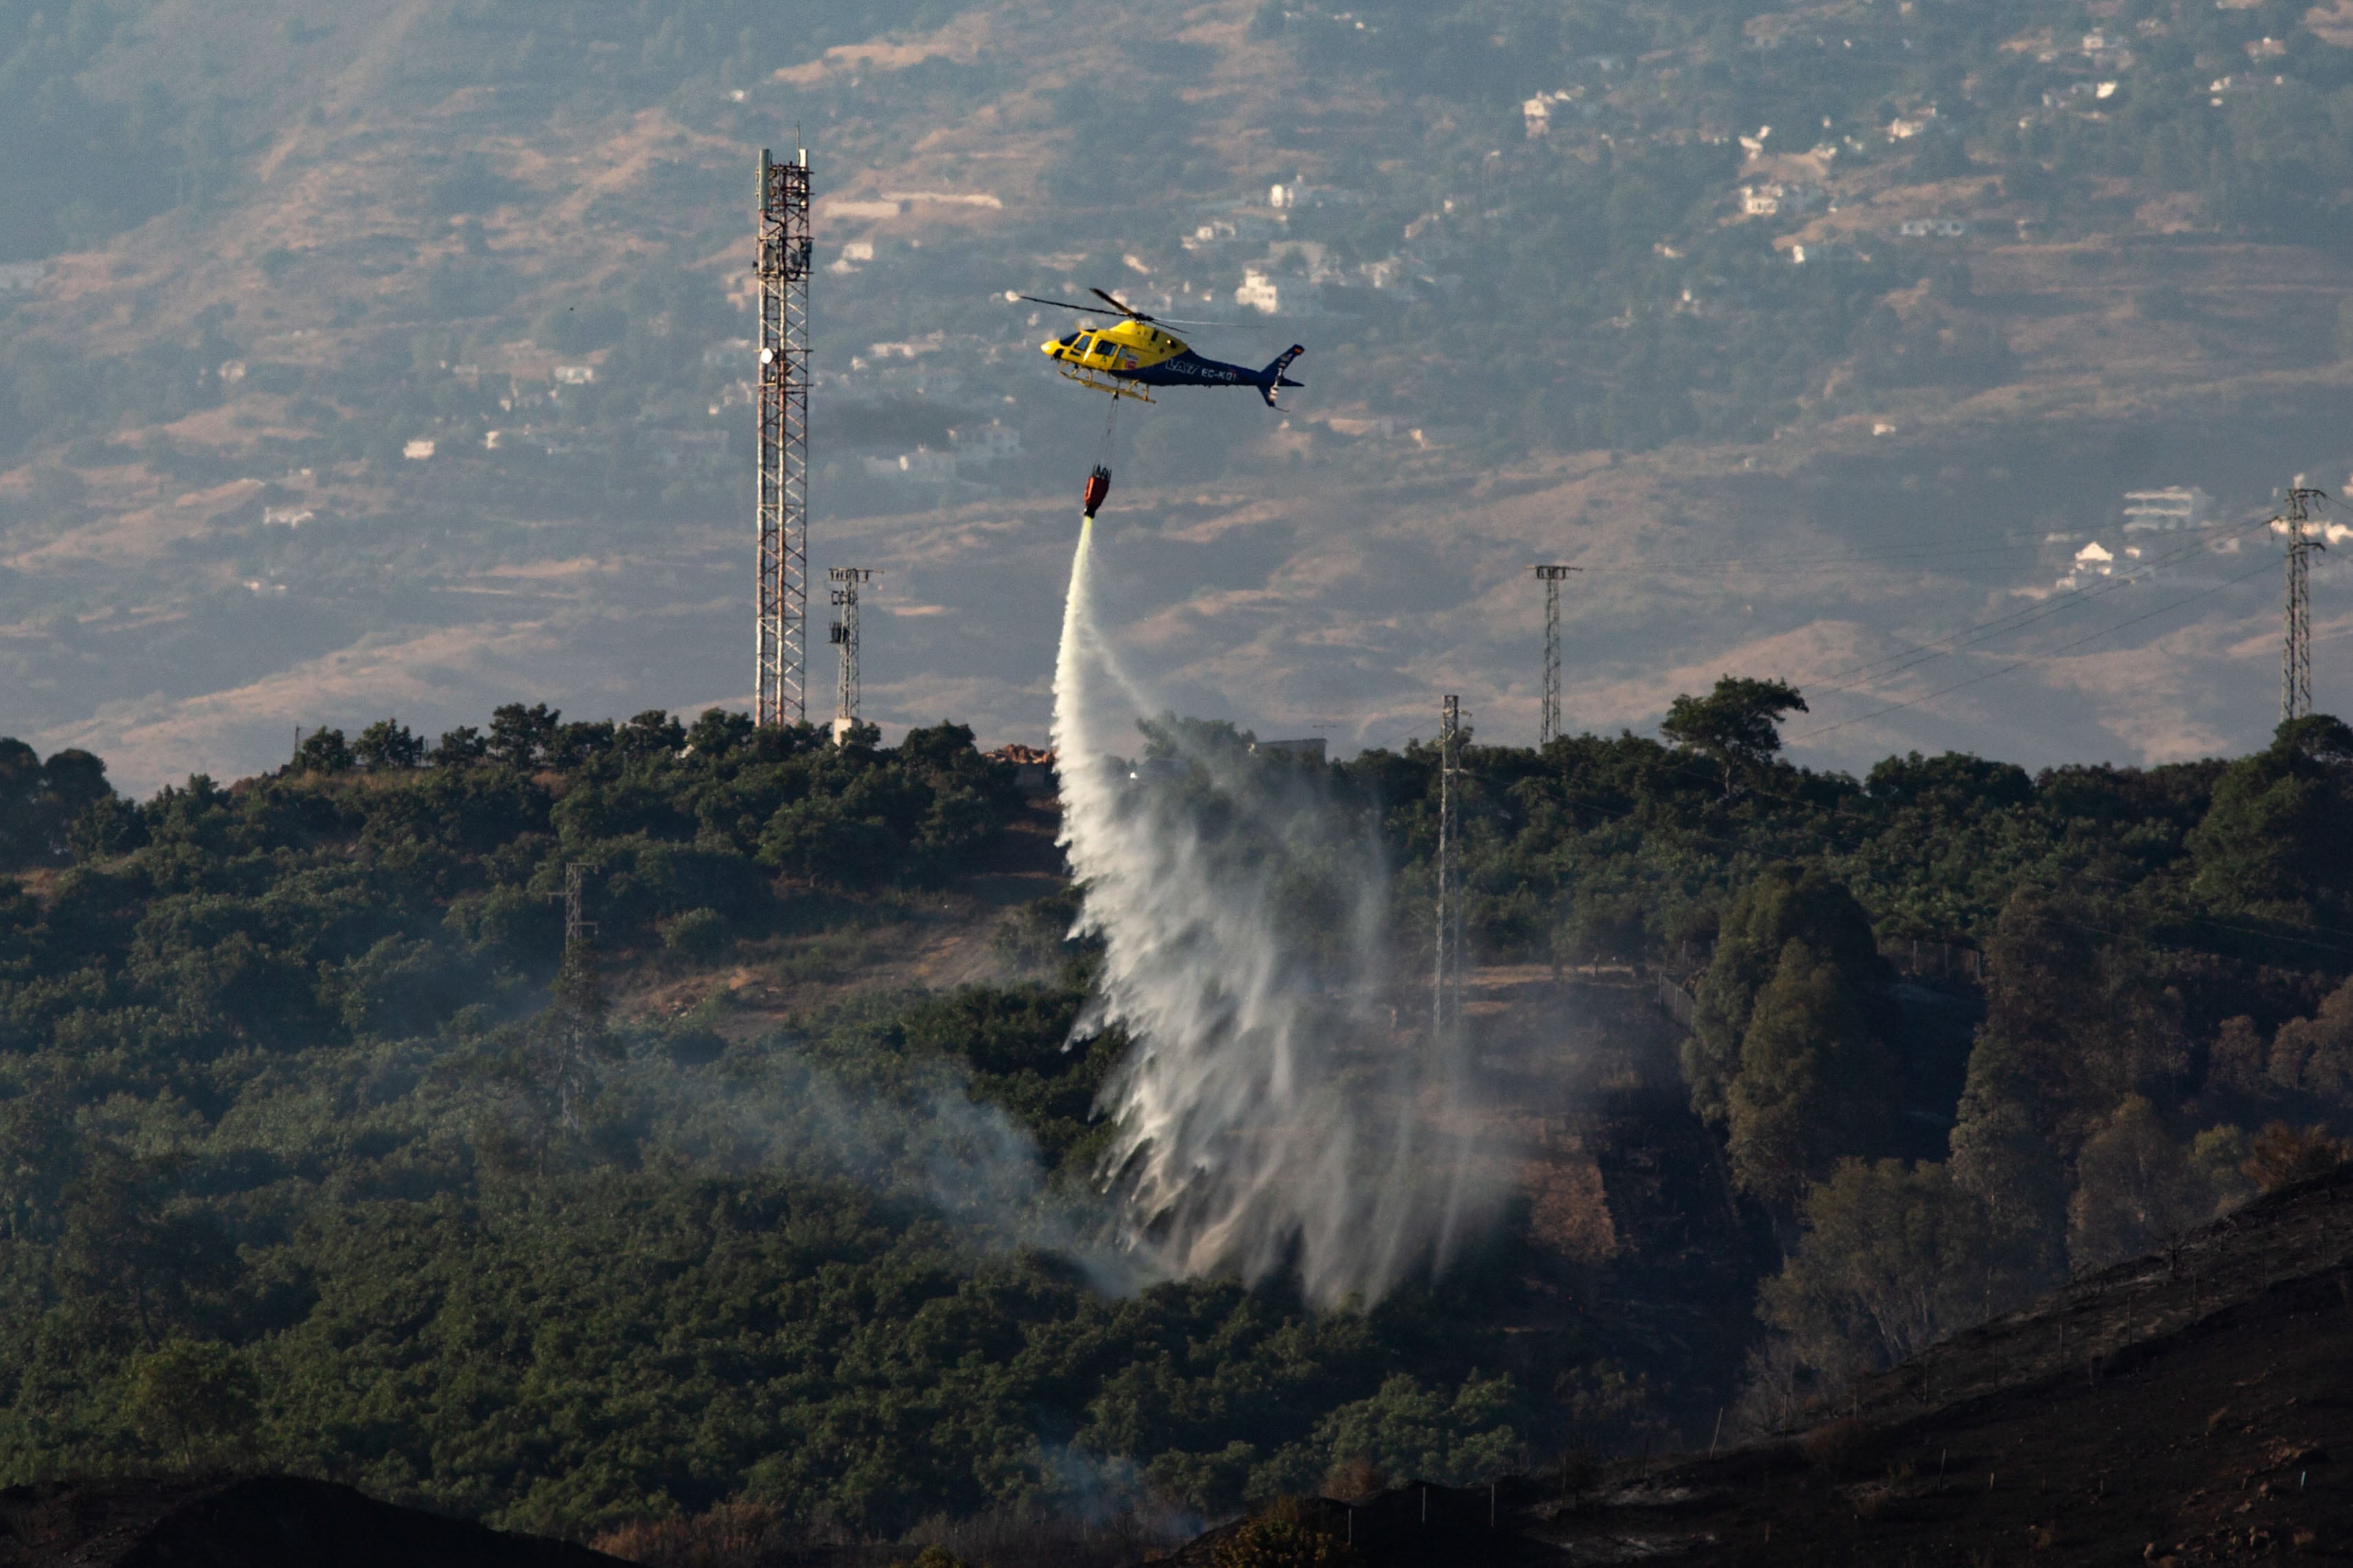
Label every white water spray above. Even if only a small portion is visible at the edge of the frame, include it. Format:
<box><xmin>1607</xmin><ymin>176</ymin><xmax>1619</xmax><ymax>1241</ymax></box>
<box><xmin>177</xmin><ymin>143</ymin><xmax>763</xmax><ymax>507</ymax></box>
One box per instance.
<box><xmin>1052</xmin><ymin>518</ymin><xmax>1500</xmax><ymax>1307</ymax></box>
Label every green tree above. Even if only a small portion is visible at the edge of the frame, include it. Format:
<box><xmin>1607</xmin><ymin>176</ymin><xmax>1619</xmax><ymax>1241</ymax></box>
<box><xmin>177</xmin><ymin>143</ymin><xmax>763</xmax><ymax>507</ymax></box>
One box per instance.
<box><xmin>2185</xmin><ymin>713</ymin><xmax>2353</xmax><ymax>923</ymax></box>
<box><xmin>2264</xmin><ymin>972</ymin><xmax>2353</xmax><ymax>1104</ymax></box>
<box><xmin>489</xmin><ymin>702</ymin><xmax>562</xmax><ymax>769</ymax></box>
<box><xmin>290</xmin><ymin>726</ymin><xmax>352</xmax><ymax>774</ymax></box>
<box><xmin>1759</xmin><ymin>1158</ymin><xmax>2039</xmax><ymax>1383</ymax></box>
<box><xmin>1946</xmin><ymin>1093</ymin><xmax>2069</xmax><ymax>1293</ymax></box>
<box><xmin>1725</xmin><ymin>939</ymin><xmax>1895</xmax><ymax>1208</ymax></box>
<box><xmin>434</xmin><ymin>724</ymin><xmax>489</xmax><ymax>764</ymax></box>
<box><xmin>352</xmin><ymin>718</ymin><xmax>425</xmax><ymax>771</ymax></box>
<box><xmin>1660</xmin><ymin>676</ymin><xmax>1807</xmax><ymax>795</ymax></box>
<box><xmin>1685</xmin><ymin>863</ymin><xmax>1884</xmax><ymax>1128</ymax></box>
<box><xmin>1211</xmin><ymin>1499</ymin><xmax>1359</xmax><ymax>1568</ymax></box>
<box><xmin>1953</xmin><ymin>888</ymin><xmax>2188</xmax><ymax>1157</ymax></box>
<box><xmin>1307</xmin><ymin>1373</ymin><xmax>1520</xmax><ymax>1486</ymax></box>
<box><xmin>2065</xmin><ymin>1095</ymin><xmax>2223</xmax><ymax>1271</ymax></box>
<box><xmin>2243</xmin><ymin>1120</ymin><xmax>2352</xmax><ymax>1192</ymax></box>
<box><xmin>123</xmin><ymin>1338</ymin><xmax>257</xmax><ymax>1468</ymax></box>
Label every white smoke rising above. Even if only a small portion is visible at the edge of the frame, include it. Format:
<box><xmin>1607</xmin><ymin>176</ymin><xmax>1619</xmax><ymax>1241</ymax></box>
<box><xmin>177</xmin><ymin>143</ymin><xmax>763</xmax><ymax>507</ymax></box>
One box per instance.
<box><xmin>1052</xmin><ymin>521</ymin><xmax>1501</xmax><ymax>1307</ymax></box>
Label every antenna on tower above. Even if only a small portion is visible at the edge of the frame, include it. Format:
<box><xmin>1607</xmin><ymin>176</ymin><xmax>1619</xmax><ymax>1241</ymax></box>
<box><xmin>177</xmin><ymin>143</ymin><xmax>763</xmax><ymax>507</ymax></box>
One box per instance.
<box><xmin>755</xmin><ymin>147</ymin><xmax>814</xmax><ymax>727</ymax></box>
<box><xmin>828</xmin><ymin>567</ymin><xmax>879</xmax><ymax>744</ymax></box>
<box><xmin>1433</xmin><ymin>695</ymin><xmax>1465</xmax><ymax>1042</ymax></box>
<box><xmin>1529</xmin><ymin>565</ymin><xmax>1580</xmax><ymax>746</ymax></box>
<box><xmin>2277</xmin><ymin>483</ymin><xmax>2330</xmax><ymax>724</ymax></box>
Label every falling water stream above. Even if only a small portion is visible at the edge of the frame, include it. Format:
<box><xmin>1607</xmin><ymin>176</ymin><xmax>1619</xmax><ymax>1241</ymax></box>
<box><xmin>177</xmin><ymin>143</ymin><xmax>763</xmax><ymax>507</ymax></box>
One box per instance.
<box><xmin>1051</xmin><ymin>515</ymin><xmax>1500</xmax><ymax>1307</ymax></box>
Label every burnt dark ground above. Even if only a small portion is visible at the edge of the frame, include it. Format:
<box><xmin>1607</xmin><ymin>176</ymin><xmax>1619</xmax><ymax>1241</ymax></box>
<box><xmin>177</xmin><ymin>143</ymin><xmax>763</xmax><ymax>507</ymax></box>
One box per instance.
<box><xmin>0</xmin><ymin>1475</ymin><xmax>628</xmax><ymax>1568</ymax></box>
<box><xmin>1164</xmin><ymin>1164</ymin><xmax>2353</xmax><ymax>1567</ymax></box>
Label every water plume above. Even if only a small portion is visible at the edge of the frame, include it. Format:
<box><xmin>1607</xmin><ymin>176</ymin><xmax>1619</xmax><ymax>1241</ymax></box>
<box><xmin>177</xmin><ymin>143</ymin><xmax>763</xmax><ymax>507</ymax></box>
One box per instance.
<box><xmin>1052</xmin><ymin>517</ymin><xmax>1500</xmax><ymax>1307</ymax></box>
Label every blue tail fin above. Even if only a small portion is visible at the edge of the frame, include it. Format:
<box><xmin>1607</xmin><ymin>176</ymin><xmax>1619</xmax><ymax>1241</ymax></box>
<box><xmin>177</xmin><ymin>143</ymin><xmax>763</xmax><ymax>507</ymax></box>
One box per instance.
<box><xmin>1258</xmin><ymin>345</ymin><xmax>1306</xmax><ymax>407</ymax></box>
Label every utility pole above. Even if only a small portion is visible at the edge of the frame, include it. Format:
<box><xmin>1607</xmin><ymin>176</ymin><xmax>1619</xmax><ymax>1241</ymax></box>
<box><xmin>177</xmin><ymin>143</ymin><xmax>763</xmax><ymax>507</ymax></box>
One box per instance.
<box><xmin>828</xmin><ymin>566</ymin><xmax>878</xmax><ymax>743</ymax></box>
<box><xmin>542</xmin><ymin>863</ymin><xmax>604</xmax><ymax>1136</ymax></box>
<box><xmin>1529</xmin><ymin>564</ymin><xmax>1580</xmax><ymax>746</ymax></box>
<box><xmin>754</xmin><ymin>144</ymin><xmax>813</xmax><ymax>727</ymax></box>
<box><xmin>1433</xmin><ymin>695</ymin><xmax>1465</xmax><ymax>1042</ymax></box>
<box><xmin>2278</xmin><ymin>484</ymin><xmax>2329</xmax><ymax>724</ymax></box>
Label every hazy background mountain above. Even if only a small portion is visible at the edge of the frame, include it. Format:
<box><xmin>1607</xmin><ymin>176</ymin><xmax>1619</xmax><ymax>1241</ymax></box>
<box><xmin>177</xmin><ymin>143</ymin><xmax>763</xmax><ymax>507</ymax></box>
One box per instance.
<box><xmin>6</xmin><ymin>0</ymin><xmax>2353</xmax><ymax>789</ymax></box>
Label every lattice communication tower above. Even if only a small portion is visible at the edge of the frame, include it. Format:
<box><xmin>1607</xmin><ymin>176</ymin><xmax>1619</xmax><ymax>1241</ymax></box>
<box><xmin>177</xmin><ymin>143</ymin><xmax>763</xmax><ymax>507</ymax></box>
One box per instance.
<box><xmin>828</xmin><ymin>567</ymin><xmax>877</xmax><ymax>739</ymax></box>
<box><xmin>756</xmin><ymin>147</ymin><xmax>813</xmax><ymax>727</ymax></box>
<box><xmin>1529</xmin><ymin>565</ymin><xmax>1579</xmax><ymax>746</ymax></box>
<box><xmin>1433</xmin><ymin>695</ymin><xmax>1465</xmax><ymax>1041</ymax></box>
<box><xmin>2279</xmin><ymin>486</ymin><xmax>2329</xmax><ymax>724</ymax></box>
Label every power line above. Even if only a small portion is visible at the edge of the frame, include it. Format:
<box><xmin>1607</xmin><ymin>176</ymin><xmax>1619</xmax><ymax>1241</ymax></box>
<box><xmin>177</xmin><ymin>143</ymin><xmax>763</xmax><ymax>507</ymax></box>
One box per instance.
<box><xmin>1797</xmin><ymin>517</ymin><xmax>2279</xmax><ymax>698</ymax></box>
<box><xmin>1785</xmin><ymin>553</ymin><xmax>2281</xmax><ymax>745</ymax></box>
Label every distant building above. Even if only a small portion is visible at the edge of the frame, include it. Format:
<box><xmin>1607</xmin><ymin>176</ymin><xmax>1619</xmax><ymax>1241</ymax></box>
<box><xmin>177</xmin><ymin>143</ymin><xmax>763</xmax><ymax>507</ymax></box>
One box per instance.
<box><xmin>262</xmin><ymin>507</ymin><xmax>314</xmax><ymax>528</ymax></box>
<box><xmin>1523</xmin><ymin>98</ymin><xmax>1551</xmax><ymax>138</ymax></box>
<box><xmin>1182</xmin><ymin>213</ymin><xmax>1280</xmax><ymax>250</ymax></box>
<box><xmin>1268</xmin><ymin>183</ymin><xmax>1357</xmax><ymax>210</ymax></box>
<box><xmin>403</xmin><ymin>439</ymin><xmax>436</xmax><ymax>460</ymax></box>
<box><xmin>553</xmin><ymin>365</ymin><xmax>596</xmax><ymax>386</ymax></box>
<box><xmin>1236</xmin><ymin>268</ymin><xmax>1282</xmax><ymax>314</ymax></box>
<box><xmin>1895</xmin><ymin>217</ymin><xmax>1968</xmax><ymax>237</ymax></box>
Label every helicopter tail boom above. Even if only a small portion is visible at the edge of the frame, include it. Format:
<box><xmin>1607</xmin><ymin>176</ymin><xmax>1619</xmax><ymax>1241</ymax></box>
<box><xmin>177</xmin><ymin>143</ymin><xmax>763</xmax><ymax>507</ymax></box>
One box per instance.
<box><xmin>1257</xmin><ymin>345</ymin><xmax>1306</xmax><ymax>408</ymax></box>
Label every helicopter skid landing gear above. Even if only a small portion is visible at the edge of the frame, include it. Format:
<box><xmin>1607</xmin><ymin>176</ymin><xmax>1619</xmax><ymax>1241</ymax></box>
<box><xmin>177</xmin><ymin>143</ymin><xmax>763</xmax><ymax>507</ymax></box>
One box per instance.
<box><xmin>1055</xmin><ymin>364</ymin><xmax>1156</xmax><ymax>403</ymax></box>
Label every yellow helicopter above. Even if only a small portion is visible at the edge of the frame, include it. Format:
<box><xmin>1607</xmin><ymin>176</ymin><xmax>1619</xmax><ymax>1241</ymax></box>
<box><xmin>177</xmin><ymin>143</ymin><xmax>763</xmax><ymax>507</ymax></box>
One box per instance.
<box><xmin>1021</xmin><ymin>289</ymin><xmax>1304</xmax><ymax>407</ymax></box>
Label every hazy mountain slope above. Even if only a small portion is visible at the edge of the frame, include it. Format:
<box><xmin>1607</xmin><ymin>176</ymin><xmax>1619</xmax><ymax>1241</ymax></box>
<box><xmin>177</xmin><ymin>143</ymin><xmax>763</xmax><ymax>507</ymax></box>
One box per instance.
<box><xmin>3</xmin><ymin>0</ymin><xmax>2352</xmax><ymax>788</ymax></box>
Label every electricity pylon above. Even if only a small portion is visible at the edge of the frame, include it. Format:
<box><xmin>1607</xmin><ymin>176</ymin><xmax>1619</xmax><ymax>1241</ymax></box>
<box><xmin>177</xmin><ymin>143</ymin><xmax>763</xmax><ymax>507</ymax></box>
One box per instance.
<box><xmin>2279</xmin><ymin>486</ymin><xmax>2329</xmax><ymax>724</ymax></box>
<box><xmin>1529</xmin><ymin>564</ymin><xmax>1580</xmax><ymax>745</ymax></box>
<box><xmin>1434</xmin><ymin>695</ymin><xmax>1464</xmax><ymax>1041</ymax></box>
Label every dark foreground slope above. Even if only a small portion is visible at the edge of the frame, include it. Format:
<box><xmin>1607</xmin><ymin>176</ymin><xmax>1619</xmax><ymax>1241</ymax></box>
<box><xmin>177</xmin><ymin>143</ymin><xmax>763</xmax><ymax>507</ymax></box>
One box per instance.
<box><xmin>0</xmin><ymin>1475</ymin><xmax>628</xmax><ymax>1568</ymax></box>
<box><xmin>1169</xmin><ymin>1166</ymin><xmax>2353</xmax><ymax>1567</ymax></box>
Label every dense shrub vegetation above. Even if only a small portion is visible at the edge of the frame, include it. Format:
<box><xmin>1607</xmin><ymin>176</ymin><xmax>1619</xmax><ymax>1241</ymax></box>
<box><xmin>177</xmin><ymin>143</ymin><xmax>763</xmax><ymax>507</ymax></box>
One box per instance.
<box><xmin>3</xmin><ymin>690</ymin><xmax>2352</xmax><ymax>1535</ymax></box>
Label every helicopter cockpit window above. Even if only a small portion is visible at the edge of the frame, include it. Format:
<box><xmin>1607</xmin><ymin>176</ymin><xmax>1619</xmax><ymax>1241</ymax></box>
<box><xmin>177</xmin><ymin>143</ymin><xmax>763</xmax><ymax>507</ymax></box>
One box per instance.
<box><xmin>1074</xmin><ymin>335</ymin><xmax>1096</xmax><ymax>356</ymax></box>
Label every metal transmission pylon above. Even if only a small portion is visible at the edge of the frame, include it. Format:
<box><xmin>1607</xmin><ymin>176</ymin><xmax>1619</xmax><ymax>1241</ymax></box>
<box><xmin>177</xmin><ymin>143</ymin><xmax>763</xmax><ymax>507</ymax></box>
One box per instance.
<box><xmin>1433</xmin><ymin>695</ymin><xmax>1465</xmax><ymax>1042</ymax></box>
<box><xmin>1528</xmin><ymin>564</ymin><xmax>1580</xmax><ymax>745</ymax></box>
<box><xmin>542</xmin><ymin>862</ymin><xmax>604</xmax><ymax>1132</ymax></box>
<box><xmin>555</xmin><ymin>862</ymin><xmax>597</xmax><ymax>952</ymax></box>
<box><xmin>827</xmin><ymin>567</ymin><xmax>877</xmax><ymax>742</ymax></box>
<box><xmin>2278</xmin><ymin>485</ymin><xmax>2330</xmax><ymax>724</ymax></box>
<box><xmin>755</xmin><ymin>146</ymin><xmax>813</xmax><ymax>727</ymax></box>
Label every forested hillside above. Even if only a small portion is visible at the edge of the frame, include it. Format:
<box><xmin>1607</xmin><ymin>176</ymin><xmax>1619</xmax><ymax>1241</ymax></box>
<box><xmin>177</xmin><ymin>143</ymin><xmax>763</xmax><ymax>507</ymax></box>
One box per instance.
<box><xmin>2</xmin><ymin>691</ymin><xmax>2348</xmax><ymax>1549</ymax></box>
<box><xmin>10</xmin><ymin>0</ymin><xmax>2353</xmax><ymax>781</ymax></box>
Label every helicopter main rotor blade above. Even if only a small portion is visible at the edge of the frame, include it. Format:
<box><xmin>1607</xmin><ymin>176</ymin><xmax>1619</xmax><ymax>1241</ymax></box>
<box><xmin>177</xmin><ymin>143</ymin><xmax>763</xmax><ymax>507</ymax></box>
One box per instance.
<box><xmin>1089</xmin><ymin>287</ymin><xmax>1153</xmax><ymax>320</ymax></box>
<box><xmin>1016</xmin><ymin>294</ymin><xmax>1126</xmax><ymax>317</ymax></box>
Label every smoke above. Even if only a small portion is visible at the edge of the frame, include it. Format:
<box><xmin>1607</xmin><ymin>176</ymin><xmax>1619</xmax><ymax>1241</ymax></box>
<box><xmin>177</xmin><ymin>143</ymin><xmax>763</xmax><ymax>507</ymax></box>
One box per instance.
<box><xmin>623</xmin><ymin>1034</ymin><xmax>1121</xmax><ymax>1272</ymax></box>
<box><xmin>1052</xmin><ymin>519</ymin><xmax>1502</xmax><ymax>1307</ymax></box>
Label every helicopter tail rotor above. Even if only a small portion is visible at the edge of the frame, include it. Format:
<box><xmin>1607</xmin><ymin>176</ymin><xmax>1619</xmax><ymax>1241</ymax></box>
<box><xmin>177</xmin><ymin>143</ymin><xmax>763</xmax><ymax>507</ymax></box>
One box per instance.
<box><xmin>1257</xmin><ymin>345</ymin><xmax>1306</xmax><ymax>408</ymax></box>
